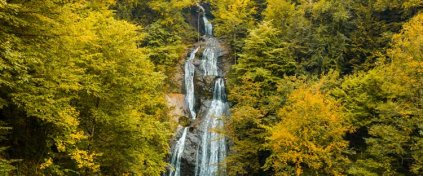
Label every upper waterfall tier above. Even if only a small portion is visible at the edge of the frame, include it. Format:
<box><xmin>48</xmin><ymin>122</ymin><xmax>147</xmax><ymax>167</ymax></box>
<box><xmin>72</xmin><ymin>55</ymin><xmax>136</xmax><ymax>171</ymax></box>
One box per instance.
<box><xmin>201</xmin><ymin>37</ymin><xmax>220</xmax><ymax>76</ymax></box>
<box><xmin>203</xmin><ymin>16</ymin><xmax>213</xmax><ymax>36</ymax></box>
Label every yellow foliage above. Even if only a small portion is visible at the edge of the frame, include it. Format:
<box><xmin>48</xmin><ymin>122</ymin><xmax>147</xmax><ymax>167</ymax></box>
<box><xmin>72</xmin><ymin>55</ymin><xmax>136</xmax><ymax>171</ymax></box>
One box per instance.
<box><xmin>70</xmin><ymin>149</ymin><xmax>100</xmax><ymax>172</ymax></box>
<box><xmin>264</xmin><ymin>0</ymin><xmax>298</xmax><ymax>23</ymax></box>
<box><xmin>209</xmin><ymin>0</ymin><xmax>256</xmax><ymax>37</ymax></box>
<box><xmin>389</xmin><ymin>12</ymin><xmax>423</xmax><ymax>62</ymax></box>
<box><xmin>57</xmin><ymin>107</ymin><xmax>80</xmax><ymax>129</ymax></box>
<box><xmin>267</xmin><ymin>83</ymin><xmax>350</xmax><ymax>175</ymax></box>
<box><xmin>39</xmin><ymin>158</ymin><xmax>53</xmax><ymax>170</ymax></box>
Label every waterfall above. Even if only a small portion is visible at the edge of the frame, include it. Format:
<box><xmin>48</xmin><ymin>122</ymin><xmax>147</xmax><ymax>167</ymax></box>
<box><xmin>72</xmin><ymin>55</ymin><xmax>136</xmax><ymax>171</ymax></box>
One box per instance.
<box><xmin>168</xmin><ymin>47</ymin><xmax>199</xmax><ymax>176</ymax></box>
<box><xmin>169</xmin><ymin>127</ymin><xmax>189</xmax><ymax>176</ymax></box>
<box><xmin>185</xmin><ymin>47</ymin><xmax>200</xmax><ymax>119</ymax></box>
<box><xmin>203</xmin><ymin>16</ymin><xmax>213</xmax><ymax>36</ymax></box>
<box><xmin>195</xmin><ymin>12</ymin><xmax>229</xmax><ymax>176</ymax></box>
<box><xmin>195</xmin><ymin>78</ymin><xmax>228</xmax><ymax>176</ymax></box>
<box><xmin>168</xmin><ymin>5</ymin><xmax>229</xmax><ymax>176</ymax></box>
<box><xmin>201</xmin><ymin>38</ymin><xmax>220</xmax><ymax>76</ymax></box>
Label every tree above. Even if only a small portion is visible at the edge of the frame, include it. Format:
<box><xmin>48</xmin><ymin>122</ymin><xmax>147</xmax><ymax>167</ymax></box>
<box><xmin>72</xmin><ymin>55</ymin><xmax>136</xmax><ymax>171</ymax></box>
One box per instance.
<box><xmin>208</xmin><ymin>0</ymin><xmax>258</xmax><ymax>59</ymax></box>
<box><xmin>0</xmin><ymin>1</ymin><xmax>172</xmax><ymax>175</ymax></box>
<box><xmin>115</xmin><ymin>0</ymin><xmax>197</xmax><ymax>90</ymax></box>
<box><xmin>226</xmin><ymin>71</ymin><xmax>308</xmax><ymax>175</ymax></box>
<box><xmin>337</xmin><ymin>13</ymin><xmax>423</xmax><ymax>175</ymax></box>
<box><xmin>266</xmin><ymin>80</ymin><xmax>350</xmax><ymax>176</ymax></box>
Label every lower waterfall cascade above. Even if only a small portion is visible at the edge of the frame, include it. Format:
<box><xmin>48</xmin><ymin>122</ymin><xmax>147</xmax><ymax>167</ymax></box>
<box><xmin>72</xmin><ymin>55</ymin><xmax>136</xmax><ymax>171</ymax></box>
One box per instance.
<box><xmin>167</xmin><ymin>4</ymin><xmax>230</xmax><ymax>176</ymax></box>
<box><xmin>195</xmin><ymin>78</ymin><xmax>228</xmax><ymax>176</ymax></box>
<box><xmin>169</xmin><ymin>127</ymin><xmax>189</xmax><ymax>176</ymax></box>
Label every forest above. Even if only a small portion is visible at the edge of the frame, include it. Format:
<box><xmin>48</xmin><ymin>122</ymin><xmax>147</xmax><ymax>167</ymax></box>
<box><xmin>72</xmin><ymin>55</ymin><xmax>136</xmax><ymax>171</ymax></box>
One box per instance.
<box><xmin>0</xmin><ymin>0</ymin><xmax>422</xmax><ymax>175</ymax></box>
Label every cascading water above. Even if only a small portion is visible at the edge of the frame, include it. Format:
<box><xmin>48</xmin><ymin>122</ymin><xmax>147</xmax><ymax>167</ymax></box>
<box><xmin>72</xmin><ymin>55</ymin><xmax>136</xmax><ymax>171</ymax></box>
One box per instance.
<box><xmin>195</xmin><ymin>78</ymin><xmax>228</xmax><ymax>176</ymax></box>
<box><xmin>168</xmin><ymin>5</ymin><xmax>229</xmax><ymax>176</ymax></box>
<box><xmin>169</xmin><ymin>127</ymin><xmax>188</xmax><ymax>176</ymax></box>
<box><xmin>200</xmin><ymin>38</ymin><xmax>220</xmax><ymax>76</ymax></box>
<box><xmin>203</xmin><ymin>16</ymin><xmax>213</xmax><ymax>36</ymax></box>
<box><xmin>168</xmin><ymin>47</ymin><xmax>200</xmax><ymax>176</ymax></box>
<box><xmin>185</xmin><ymin>47</ymin><xmax>200</xmax><ymax>119</ymax></box>
<box><xmin>195</xmin><ymin>11</ymin><xmax>229</xmax><ymax>176</ymax></box>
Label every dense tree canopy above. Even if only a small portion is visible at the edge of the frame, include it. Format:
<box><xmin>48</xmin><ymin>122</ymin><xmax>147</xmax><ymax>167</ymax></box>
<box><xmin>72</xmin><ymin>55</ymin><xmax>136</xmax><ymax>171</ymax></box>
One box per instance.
<box><xmin>219</xmin><ymin>0</ymin><xmax>422</xmax><ymax>175</ymax></box>
<box><xmin>0</xmin><ymin>0</ymin><xmax>421</xmax><ymax>175</ymax></box>
<box><xmin>1</xmin><ymin>0</ymin><xmax>172</xmax><ymax>175</ymax></box>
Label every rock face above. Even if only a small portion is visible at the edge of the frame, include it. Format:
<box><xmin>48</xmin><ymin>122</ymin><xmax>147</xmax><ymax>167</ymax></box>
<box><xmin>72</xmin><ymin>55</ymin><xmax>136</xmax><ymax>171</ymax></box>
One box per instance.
<box><xmin>165</xmin><ymin>93</ymin><xmax>186</xmax><ymax>123</ymax></box>
<box><xmin>179</xmin><ymin>127</ymin><xmax>200</xmax><ymax>176</ymax></box>
<box><xmin>170</xmin><ymin>99</ymin><xmax>212</xmax><ymax>176</ymax></box>
<box><xmin>169</xmin><ymin>126</ymin><xmax>199</xmax><ymax>176</ymax></box>
<box><xmin>194</xmin><ymin>75</ymin><xmax>215</xmax><ymax>101</ymax></box>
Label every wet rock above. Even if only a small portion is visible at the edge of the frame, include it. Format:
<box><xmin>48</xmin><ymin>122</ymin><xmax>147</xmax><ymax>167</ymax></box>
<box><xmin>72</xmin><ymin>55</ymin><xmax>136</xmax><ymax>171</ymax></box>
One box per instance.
<box><xmin>179</xmin><ymin>128</ymin><xmax>200</xmax><ymax>176</ymax></box>
<box><xmin>193</xmin><ymin>59</ymin><xmax>202</xmax><ymax>66</ymax></box>
<box><xmin>194</xmin><ymin>74</ymin><xmax>215</xmax><ymax>101</ymax></box>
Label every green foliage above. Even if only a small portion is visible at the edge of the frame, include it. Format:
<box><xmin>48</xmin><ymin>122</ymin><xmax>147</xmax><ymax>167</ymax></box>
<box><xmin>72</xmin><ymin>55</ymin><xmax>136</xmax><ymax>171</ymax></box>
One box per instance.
<box><xmin>142</xmin><ymin>22</ymin><xmax>187</xmax><ymax>73</ymax></box>
<box><xmin>335</xmin><ymin>13</ymin><xmax>423</xmax><ymax>175</ymax></box>
<box><xmin>116</xmin><ymin>0</ymin><xmax>197</xmax><ymax>86</ymax></box>
<box><xmin>259</xmin><ymin>0</ymin><xmax>353</xmax><ymax>74</ymax></box>
<box><xmin>236</xmin><ymin>22</ymin><xmax>297</xmax><ymax>77</ymax></box>
<box><xmin>207</xmin><ymin>0</ymin><xmax>258</xmax><ymax>61</ymax></box>
<box><xmin>225</xmin><ymin>0</ymin><xmax>423</xmax><ymax>175</ymax></box>
<box><xmin>373</xmin><ymin>0</ymin><xmax>423</xmax><ymax>10</ymax></box>
<box><xmin>226</xmin><ymin>0</ymin><xmax>421</xmax><ymax>76</ymax></box>
<box><xmin>0</xmin><ymin>123</ymin><xmax>14</xmax><ymax>175</ymax></box>
<box><xmin>0</xmin><ymin>0</ymin><xmax>171</xmax><ymax>175</ymax></box>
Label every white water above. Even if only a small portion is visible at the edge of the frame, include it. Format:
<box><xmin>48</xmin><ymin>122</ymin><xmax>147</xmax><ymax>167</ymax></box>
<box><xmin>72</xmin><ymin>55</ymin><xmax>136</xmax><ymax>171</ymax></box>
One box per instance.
<box><xmin>195</xmin><ymin>78</ymin><xmax>228</xmax><ymax>176</ymax></box>
<box><xmin>201</xmin><ymin>37</ymin><xmax>220</xmax><ymax>76</ymax></box>
<box><xmin>203</xmin><ymin>16</ymin><xmax>213</xmax><ymax>36</ymax></box>
<box><xmin>185</xmin><ymin>47</ymin><xmax>200</xmax><ymax>119</ymax></box>
<box><xmin>169</xmin><ymin>127</ymin><xmax>188</xmax><ymax>176</ymax></box>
